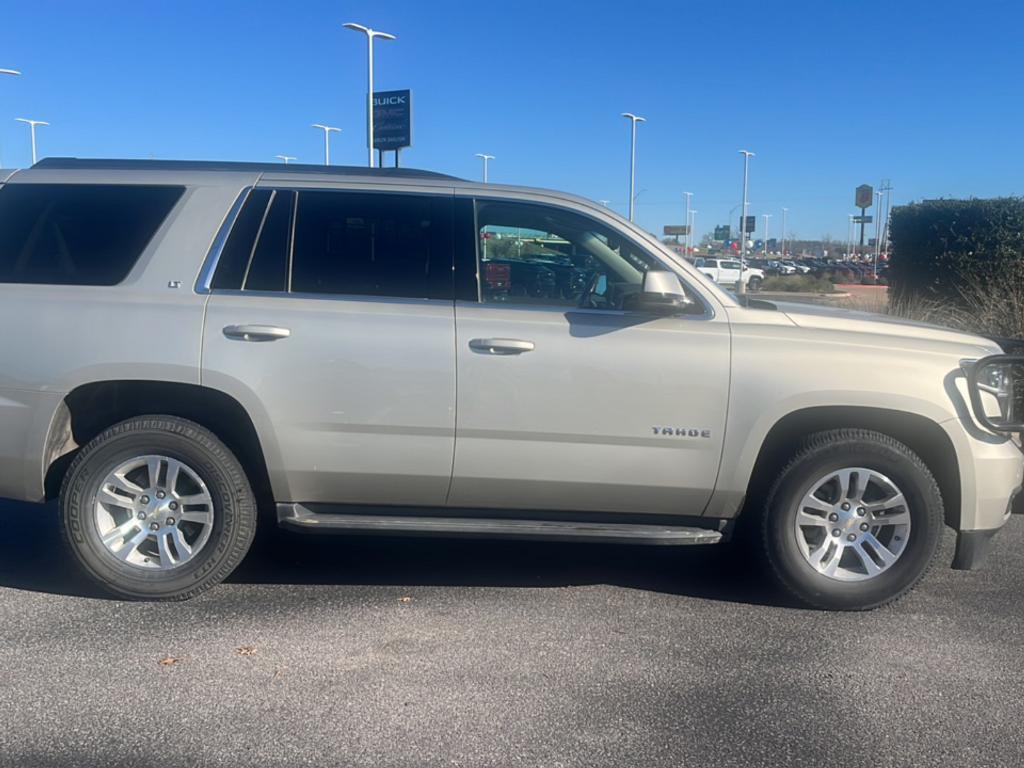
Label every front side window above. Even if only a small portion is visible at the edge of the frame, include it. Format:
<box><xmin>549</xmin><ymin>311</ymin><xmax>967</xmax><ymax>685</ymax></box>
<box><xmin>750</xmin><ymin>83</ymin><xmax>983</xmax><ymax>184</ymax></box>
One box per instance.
<box><xmin>476</xmin><ymin>200</ymin><xmax>688</xmax><ymax>311</ymax></box>
<box><xmin>0</xmin><ymin>183</ymin><xmax>183</xmax><ymax>285</ymax></box>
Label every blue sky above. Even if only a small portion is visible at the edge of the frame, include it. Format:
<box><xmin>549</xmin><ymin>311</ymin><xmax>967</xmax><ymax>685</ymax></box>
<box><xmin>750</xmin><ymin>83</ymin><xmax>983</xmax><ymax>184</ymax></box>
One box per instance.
<box><xmin>0</xmin><ymin>0</ymin><xmax>1021</xmax><ymax>240</ymax></box>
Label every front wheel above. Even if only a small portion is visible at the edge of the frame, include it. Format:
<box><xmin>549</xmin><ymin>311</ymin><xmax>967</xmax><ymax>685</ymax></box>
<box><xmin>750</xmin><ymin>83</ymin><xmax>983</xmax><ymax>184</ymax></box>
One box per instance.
<box><xmin>761</xmin><ymin>429</ymin><xmax>943</xmax><ymax>610</ymax></box>
<box><xmin>747</xmin><ymin>276</ymin><xmax>763</xmax><ymax>292</ymax></box>
<box><xmin>60</xmin><ymin>416</ymin><xmax>257</xmax><ymax>601</ymax></box>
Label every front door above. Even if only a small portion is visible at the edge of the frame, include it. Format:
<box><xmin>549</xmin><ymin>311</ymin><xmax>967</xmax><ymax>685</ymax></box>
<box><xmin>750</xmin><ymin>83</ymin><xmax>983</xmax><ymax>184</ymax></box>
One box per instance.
<box><xmin>202</xmin><ymin>186</ymin><xmax>457</xmax><ymax>506</ymax></box>
<box><xmin>448</xmin><ymin>198</ymin><xmax>731</xmax><ymax>515</ymax></box>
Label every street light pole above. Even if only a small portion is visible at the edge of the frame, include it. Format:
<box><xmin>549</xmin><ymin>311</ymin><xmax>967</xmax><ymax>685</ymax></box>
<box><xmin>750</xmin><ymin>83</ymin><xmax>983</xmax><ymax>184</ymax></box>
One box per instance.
<box><xmin>781</xmin><ymin>207</ymin><xmax>788</xmax><ymax>258</ymax></box>
<box><xmin>475</xmin><ymin>153</ymin><xmax>494</xmax><ymax>183</ymax></box>
<box><xmin>847</xmin><ymin>214</ymin><xmax>854</xmax><ymax>262</ymax></box>
<box><xmin>622</xmin><ymin>113</ymin><xmax>645</xmax><ymax>222</ymax></box>
<box><xmin>311</xmin><ymin>124</ymin><xmax>341</xmax><ymax>165</ymax></box>
<box><xmin>689</xmin><ymin>210</ymin><xmax>698</xmax><ymax>253</ymax></box>
<box><xmin>737</xmin><ymin>150</ymin><xmax>754</xmax><ymax>295</ymax></box>
<box><xmin>15</xmin><ymin>118</ymin><xmax>48</xmax><ymax>165</ymax></box>
<box><xmin>343</xmin><ymin>22</ymin><xmax>396</xmax><ymax>168</ymax></box>
<box><xmin>874</xmin><ymin>190</ymin><xmax>884</xmax><ymax>277</ymax></box>
<box><xmin>762</xmin><ymin>213</ymin><xmax>772</xmax><ymax>256</ymax></box>
<box><xmin>275</xmin><ymin>155</ymin><xmax>297</xmax><ymax>164</ymax></box>
<box><xmin>1</xmin><ymin>69</ymin><xmax>21</xmax><ymax>169</ymax></box>
<box><xmin>683</xmin><ymin>191</ymin><xmax>693</xmax><ymax>254</ymax></box>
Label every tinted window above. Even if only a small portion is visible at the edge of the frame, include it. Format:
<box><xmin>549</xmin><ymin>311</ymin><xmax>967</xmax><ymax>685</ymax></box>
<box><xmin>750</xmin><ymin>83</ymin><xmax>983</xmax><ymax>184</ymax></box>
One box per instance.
<box><xmin>243</xmin><ymin>190</ymin><xmax>293</xmax><ymax>292</ymax></box>
<box><xmin>0</xmin><ymin>183</ymin><xmax>183</xmax><ymax>285</ymax></box>
<box><xmin>211</xmin><ymin>189</ymin><xmax>272</xmax><ymax>290</ymax></box>
<box><xmin>291</xmin><ymin>191</ymin><xmax>452</xmax><ymax>299</ymax></box>
<box><xmin>476</xmin><ymin>200</ymin><xmax>689</xmax><ymax>311</ymax></box>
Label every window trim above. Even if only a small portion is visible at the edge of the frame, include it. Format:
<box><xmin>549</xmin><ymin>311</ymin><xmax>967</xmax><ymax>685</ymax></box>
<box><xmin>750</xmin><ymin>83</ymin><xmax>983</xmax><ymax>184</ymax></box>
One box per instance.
<box><xmin>195</xmin><ymin>186</ymin><xmax>253</xmax><ymax>294</ymax></box>
<box><xmin>466</xmin><ymin>197</ymin><xmax>714</xmax><ymax>320</ymax></box>
<box><xmin>200</xmin><ymin>185</ymin><xmax>457</xmax><ymax>302</ymax></box>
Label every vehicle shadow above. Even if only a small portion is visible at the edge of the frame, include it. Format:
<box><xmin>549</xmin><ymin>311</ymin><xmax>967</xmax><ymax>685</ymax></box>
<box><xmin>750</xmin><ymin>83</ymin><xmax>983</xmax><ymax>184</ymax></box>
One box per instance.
<box><xmin>0</xmin><ymin>499</ymin><xmax>791</xmax><ymax>607</ymax></box>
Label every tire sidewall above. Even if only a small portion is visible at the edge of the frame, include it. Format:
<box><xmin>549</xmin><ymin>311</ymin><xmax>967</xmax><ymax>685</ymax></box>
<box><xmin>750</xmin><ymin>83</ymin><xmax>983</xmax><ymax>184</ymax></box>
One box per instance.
<box><xmin>62</xmin><ymin>418</ymin><xmax>254</xmax><ymax>599</ymax></box>
<box><xmin>766</xmin><ymin>439</ymin><xmax>942</xmax><ymax>610</ymax></box>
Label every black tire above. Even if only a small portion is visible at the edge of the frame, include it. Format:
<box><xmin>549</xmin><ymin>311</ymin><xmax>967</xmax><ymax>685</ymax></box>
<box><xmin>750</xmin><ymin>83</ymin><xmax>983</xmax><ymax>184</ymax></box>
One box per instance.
<box><xmin>748</xmin><ymin>276</ymin><xmax>763</xmax><ymax>292</ymax></box>
<box><xmin>60</xmin><ymin>416</ymin><xmax>257</xmax><ymax>601</ymax></box>
<box><xmin>761</xmin><ymin>429</ymin><xmax>943</xmax><ymax>611</ymax></box>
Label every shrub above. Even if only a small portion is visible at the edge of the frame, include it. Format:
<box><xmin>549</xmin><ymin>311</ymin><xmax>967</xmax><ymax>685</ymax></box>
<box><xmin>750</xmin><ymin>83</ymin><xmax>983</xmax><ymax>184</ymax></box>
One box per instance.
<box><xmin>889</xmin><ymin>259</ymin><xmax>1024</xmax><ymax>340</ymax></box>
<box><xmin>760</xmin><ymin>275</ymin><xmax>835</xmax><ymax>293</ymax></box>
<box><xmin>889</xmin><ymin>197</ymin><xmax>1024</xmax><ymax>306</ymax></box>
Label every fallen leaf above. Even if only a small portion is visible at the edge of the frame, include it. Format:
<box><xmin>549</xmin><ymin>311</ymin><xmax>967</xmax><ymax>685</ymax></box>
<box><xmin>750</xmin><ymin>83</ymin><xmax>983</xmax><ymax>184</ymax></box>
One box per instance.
<box><xmin>398</xmin><ymin>596</ymin><xmax>413</xmax><ymax>604</ymax></box>
<box><xmin>236</xmin><ymin>645</ymin><xmax>257</xmax><ymax>657</ymax></box>
<box><xmin>158</xmin><ymin>656</ymin><xmax>179</xmax><ymax>667</ymax></box>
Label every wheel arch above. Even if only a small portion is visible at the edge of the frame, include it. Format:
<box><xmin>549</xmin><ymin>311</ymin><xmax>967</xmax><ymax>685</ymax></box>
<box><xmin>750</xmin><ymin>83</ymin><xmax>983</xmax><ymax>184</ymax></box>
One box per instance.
<box><xmin>741</xmin><ymin>406</ymin><xmax>961</xmax><ymax>531</ymax></box>
<box><xmin>43</xmin><ymin>380</ymin><xmax>274</xmax><ymax>508</ymax></box>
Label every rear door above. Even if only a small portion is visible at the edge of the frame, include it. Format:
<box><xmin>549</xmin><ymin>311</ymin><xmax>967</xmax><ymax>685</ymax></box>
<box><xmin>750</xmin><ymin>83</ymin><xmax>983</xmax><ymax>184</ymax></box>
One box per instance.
<box><xmin>448</xmin><ymin>196</ymin><xmax>731</xmax><ymax>515</ymax></box>
<box><xmin>201</xmin><ymin>185</ymin><xmax>457</xmax><ymax>506</ymax></box>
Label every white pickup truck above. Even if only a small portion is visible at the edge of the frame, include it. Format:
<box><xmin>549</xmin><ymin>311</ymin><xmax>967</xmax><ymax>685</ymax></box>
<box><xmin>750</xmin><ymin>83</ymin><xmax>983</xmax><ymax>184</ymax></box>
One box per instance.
<box><xmin>694</xmin><ymin>257</ymin><xmax>764</xmax><ymax>291</ymax></box>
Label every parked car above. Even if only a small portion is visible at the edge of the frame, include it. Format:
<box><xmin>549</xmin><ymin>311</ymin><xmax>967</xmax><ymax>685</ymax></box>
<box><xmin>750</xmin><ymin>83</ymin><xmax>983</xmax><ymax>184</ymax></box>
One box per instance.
<box><xmin>0</xmin><ymin>158</ymin><xmax>1020</xmax><ymax>610</ymax></box>
<box><xmin>768</xmin><ymin>260</ymin><xmax>797</xmax><ymax>275</ymax></box>
<box><xmin>694</xmin><ymin>257</ymin><xmax>765</xmax><ymax>291</ymax></box>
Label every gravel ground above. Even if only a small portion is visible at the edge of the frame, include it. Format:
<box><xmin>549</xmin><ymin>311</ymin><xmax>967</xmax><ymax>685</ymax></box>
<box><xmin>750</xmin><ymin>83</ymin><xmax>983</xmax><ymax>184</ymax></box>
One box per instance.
<box><xmin>0</xmin><ymin>499</ymin><xmax>1022</xmax><ymax>768</ymax></box>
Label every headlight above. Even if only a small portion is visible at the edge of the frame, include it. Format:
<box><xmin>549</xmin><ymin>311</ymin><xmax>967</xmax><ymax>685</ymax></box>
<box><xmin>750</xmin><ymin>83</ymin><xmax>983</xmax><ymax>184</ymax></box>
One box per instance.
<box><xmin>964</xmin><ymin>355</ymin><xmax>1024</xmax><ymax>433</ymax></box>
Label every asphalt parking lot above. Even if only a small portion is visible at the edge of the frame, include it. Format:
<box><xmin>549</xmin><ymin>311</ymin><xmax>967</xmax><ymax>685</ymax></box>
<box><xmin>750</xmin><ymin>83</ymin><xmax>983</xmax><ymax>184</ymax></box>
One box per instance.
<box><xmin>1</xmin><ymin>499</ymin><xmax>1022</xmax><ymax>768</ymax></box>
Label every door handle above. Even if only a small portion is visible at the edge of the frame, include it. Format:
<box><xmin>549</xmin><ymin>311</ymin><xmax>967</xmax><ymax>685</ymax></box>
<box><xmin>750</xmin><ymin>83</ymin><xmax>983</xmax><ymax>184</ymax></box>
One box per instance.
<box><xmin>468</xmin><ymin>338</ymin><xmax>535</xmax><ymax>355</ymax></box>
<box><xmin>223</xmin><ymin>324</ymin><xmax>291</xmax><ymax>342</ymax></box>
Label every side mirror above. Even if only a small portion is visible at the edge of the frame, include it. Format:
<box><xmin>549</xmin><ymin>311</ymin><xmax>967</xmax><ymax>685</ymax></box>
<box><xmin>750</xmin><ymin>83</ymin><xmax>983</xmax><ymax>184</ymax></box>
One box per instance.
<box><xmin>623</xmin><ymin>270</ymin><xmax>695</xmax><ymax>316</ymax></box>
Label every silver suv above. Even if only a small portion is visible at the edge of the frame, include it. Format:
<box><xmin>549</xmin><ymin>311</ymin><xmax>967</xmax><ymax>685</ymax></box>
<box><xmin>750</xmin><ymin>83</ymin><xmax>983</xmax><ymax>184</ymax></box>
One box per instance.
<box><xmin>0</xmin><ymin>158</ymin><xmax>1021</xmax><ymax>609</ymax></box>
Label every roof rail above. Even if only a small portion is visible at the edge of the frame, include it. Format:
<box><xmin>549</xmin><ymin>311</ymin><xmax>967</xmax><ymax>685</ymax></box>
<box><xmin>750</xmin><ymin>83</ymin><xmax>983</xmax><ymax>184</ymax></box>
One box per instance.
<box><xmin>32</xmin><ymin>157</ymin><xmax>460</xmax><ymax>181</ymax></box>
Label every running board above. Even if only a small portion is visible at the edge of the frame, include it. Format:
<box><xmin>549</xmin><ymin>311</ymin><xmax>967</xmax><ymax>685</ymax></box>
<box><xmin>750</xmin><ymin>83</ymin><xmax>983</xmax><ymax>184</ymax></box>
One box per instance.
<box><xmin>276</xmin><ymin>504</ymin><xmax>723</xmax><ymax>546</ymax></box>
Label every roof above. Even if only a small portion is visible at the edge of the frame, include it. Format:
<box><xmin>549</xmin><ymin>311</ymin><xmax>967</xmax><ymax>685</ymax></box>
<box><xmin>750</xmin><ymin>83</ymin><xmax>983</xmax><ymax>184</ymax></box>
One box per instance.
<box><xmin>32</xmin><ymin>157</ymin><xmax>460</xmax><ymax>181</ymax></box>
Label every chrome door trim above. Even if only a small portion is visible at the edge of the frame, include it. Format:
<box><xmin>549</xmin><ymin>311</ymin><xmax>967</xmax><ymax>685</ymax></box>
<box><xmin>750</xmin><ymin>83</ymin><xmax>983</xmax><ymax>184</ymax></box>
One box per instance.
<box><xmin>194</xmin><ymin>186</ymin><xmax>253</xmax><ymax>294</ymax></box>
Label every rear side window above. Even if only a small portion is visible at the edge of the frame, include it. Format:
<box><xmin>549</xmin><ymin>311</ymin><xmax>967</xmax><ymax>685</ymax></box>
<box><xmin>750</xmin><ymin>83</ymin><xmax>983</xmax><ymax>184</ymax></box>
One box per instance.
<box><xmin>291</xmin><ymin>191</ymin><xmax>452</xmax><ymax>300</ymax></box>
<box><xmin>211</xmin><ymin>189</ymin><xmax>294</xmax><ymax>292</ymax></box>
<box><xmin>0</xmin><ymin>183</ymin><xmax>183</xmax><ymax>285</ymax></box>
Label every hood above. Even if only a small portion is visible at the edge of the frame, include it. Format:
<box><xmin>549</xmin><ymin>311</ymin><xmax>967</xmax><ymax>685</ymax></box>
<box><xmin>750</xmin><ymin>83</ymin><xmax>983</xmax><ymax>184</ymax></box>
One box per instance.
<box><xmin>769</xmin><ymin>300</ymin><xmax>1002</xmax><ymax>356</ymax></box>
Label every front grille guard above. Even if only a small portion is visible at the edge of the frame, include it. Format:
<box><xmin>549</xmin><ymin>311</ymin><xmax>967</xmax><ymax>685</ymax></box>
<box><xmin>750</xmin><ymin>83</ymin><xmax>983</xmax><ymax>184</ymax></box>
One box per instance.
<box><xmin>965</xmin><ymin>354</ymin><xmax>1024</xmax><ymax>434</ymax></box>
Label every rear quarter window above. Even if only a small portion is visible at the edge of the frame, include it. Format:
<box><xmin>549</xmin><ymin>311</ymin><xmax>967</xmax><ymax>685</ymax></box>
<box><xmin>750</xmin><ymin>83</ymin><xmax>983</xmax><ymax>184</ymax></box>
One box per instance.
<box><xmin>0</xmin><ymin>183</ymin><xmax>184</xmax><ymax>286</ymax></box>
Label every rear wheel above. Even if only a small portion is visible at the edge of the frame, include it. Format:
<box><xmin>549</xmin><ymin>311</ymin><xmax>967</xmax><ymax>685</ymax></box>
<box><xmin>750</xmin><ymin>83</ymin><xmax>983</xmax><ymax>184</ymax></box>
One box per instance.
<box><xmin>60</xmin><ymin>416</ymin><xmax>257</xmax><ymax>600</ymax></box>
<box><xmin>761</xmin><ymin>429</ymin><xmax>943</xmax><ymax>610</ymax></box>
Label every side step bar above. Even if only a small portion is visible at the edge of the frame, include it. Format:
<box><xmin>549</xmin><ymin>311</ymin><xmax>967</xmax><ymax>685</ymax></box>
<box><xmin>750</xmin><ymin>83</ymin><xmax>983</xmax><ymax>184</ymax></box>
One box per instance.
<box><xmin>276</xmin><ymin>503</ymin><xmax>723</xmax><ymax>546</ymax></box>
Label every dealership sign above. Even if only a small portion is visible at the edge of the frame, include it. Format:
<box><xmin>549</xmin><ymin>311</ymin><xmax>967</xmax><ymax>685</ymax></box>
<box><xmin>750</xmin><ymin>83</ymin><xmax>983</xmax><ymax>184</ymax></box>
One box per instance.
<box><xmin>372</xmin><ymin>89</ymin><xmax>412</xmax><ymax>150</ymax></box>
<box><xmin>855</xmin><ymin>184</ymin><xmax>874</xmax><ymax>209</ymax></box>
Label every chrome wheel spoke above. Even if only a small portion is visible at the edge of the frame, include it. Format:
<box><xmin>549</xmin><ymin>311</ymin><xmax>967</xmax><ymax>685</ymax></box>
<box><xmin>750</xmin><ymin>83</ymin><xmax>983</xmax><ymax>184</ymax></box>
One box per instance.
<box><xmin>870</xmin><ymin>508</ymin><xmax>910</xmax><ymax>527</ymax></box>
<box><xmin>821</xmin><ymin>543</ymin><xmax>844</xmax><ymax>577</ymax></box>
<box><xmin>101</xmin><ymin>518</ymin><xmax>142</xmax><ymax>548</ymax></box>
<box><xmin>97</xmin><ymin>485</ymin><xmax>136</xmax><ymax>510</ymax></box>
<box><xmin>862</xmin><ymin>533</ymin><xmax>898</xmax><ymax>567</ymax></box>
<box><xmin>165</xmin><ymin>459</ymin><xmax>183</xmax><ymax>495</ymax></box>
<box><xmin>110</xmin><ymin>528</ymin><xmax>150</xmax><ymax>562</ymax></box>
<box><xmin>156</xmin><ymin>531</ymin><xmax>175</xmax><ymax>568</ymax></box>
<box><xmin>179</xmin><ymin>509</ymin><xmax>213</xmax><ymax>525</ymax></box>
<box><xmin>171</xmin><ymin>527</ymin><xmax>193</xmax><ymax>559</ymax></box>
<box><xmin>146</xmin><ymin>457</ymin><xmax>163</xmax><ymax>488</ymax></box>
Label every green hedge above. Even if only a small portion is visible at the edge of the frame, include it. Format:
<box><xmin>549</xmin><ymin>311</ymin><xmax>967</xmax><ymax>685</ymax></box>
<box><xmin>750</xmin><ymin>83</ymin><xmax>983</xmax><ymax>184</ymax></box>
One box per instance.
<box><xmin>889</xmin><ymin>197</ymin><xmax>1024</xmax><ymax>304</ymax></box>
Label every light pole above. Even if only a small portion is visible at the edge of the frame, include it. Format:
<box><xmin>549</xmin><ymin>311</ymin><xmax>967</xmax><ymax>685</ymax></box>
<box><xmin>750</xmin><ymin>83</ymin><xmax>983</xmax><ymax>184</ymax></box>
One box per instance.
<box><xmin>15</xmin><ymin>118</ymin><xmax>48</xmax><ymax>165</ymax></box>
<box><xmin>1</xmin><ymin>69</ymin><xmax>20</xmax><ymax>169</ymax></box>
<box><xmin>622</xmin><ymin>113</ymin><xmax>645</xmax><ymax>222</ymax></box>
<box><xmin>737</xmin><ymin>150</ymin><xmax>754</xmax><ymax>294</ymax></box>
<box><xmin>343</xmin><ymin>22</ymin><xmax>396</xmax><ymax>168</ymax></box>
<box><xmin>311</xmin><ymin>124</ymin><xmax>341</xmax><ymax>166</ymax></box>
<box><xmin>873</xmin><ymin>190</ymin><xmax>884</xmax><ymax>277</ymax></box>
<box><xmin>683</xmin><ymin>191</ymin><xmax>693</xmax><ymax>253</ymax></box>
<box><xmin>847</xmin><ymin>214</ymin><xmax>854</xmax><ymax>262</ymax></box>
<box><xmin>475</xmin><ymin>153</ymin><xmax>494</xmax><ymax>183</ymax></box>
<box><xmin>762</xmin><ymin>213</ymin><xmax>772</xmax><ymax>256</ymax></box>
<box><xmin>781</xmin><ymin>207</ymin><xmax>788</xmax><ymax>258</ymax></box>
<box><xmin>688</xmin><ymin>210</ymin><xmax>698</xmax><ymax>254</ymax></box>
<box><xmin>275</xmin><ymin>155</ymin><xmax>296</xmax><ymax>164</ymax></box>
